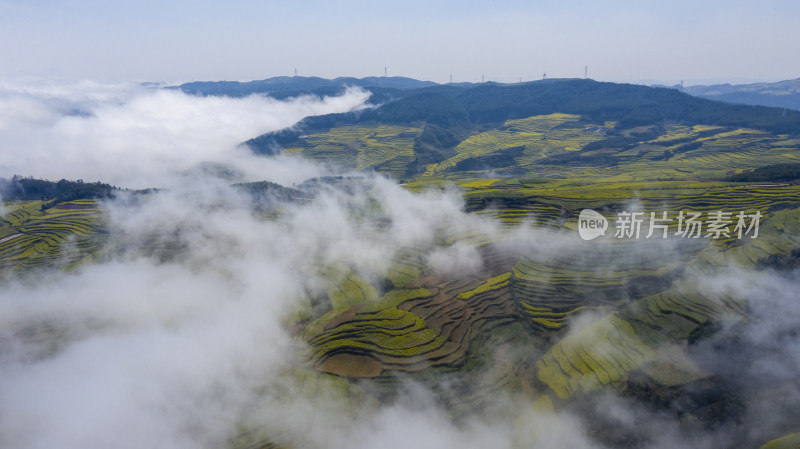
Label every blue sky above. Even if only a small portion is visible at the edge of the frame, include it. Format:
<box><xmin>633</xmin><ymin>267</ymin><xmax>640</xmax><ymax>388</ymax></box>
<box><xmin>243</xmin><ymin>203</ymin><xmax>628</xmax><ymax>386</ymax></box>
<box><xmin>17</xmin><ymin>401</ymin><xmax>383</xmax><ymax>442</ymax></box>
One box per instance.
<box><xmin>1</xmin><ymin>0</ymin><xmax>799</xmax><ymax>84</ymax></box>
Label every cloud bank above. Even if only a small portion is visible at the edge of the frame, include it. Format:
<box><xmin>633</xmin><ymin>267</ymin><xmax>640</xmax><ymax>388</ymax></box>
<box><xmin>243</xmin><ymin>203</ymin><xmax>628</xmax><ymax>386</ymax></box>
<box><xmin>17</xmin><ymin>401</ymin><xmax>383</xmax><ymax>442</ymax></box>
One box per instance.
<box><xmin>0</xmin><ymin>80</ymin><xmax>369</xmax><ymax>188</ymax></box>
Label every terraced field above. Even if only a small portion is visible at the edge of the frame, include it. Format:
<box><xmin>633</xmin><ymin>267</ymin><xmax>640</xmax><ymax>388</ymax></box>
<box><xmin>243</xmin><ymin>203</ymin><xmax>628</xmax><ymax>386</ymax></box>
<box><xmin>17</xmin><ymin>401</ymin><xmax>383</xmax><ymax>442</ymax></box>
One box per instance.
<box><xmin>510</xmin><ymin>244</ymin><xmax>683</xmax><ymax>335</ymax></box>
<box><xmin>0</xmin><ymin>199</ymin><xmax>107</xmax><ymax>273</ymax></box>
<box><xmin>421</xmin><ymin>114</ymin><xmax>609</xmax><ymax>176</ymax></box>
<box><xmin>761</xmin><ymin>433</ymin><xmax>800</xmax><ymax>449</ymax></box>
<box><xmin>283</xmin><ymin>125</ymin><xmax>422</xmax><ymax>177</ymax></box>
<box><xmin>305</xmin><ymin>243</ymin><xmax>519</xmax><ymax>378</ymax></box>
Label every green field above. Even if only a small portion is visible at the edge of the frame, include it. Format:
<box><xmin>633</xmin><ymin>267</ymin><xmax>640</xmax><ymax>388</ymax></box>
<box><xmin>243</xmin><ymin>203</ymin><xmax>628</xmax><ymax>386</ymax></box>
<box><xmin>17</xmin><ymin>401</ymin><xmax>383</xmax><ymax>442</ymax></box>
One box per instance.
<box><xmin>284</xmin><ymin>124</ymin><xmax>422</xmax><ymax>176</ymax></box>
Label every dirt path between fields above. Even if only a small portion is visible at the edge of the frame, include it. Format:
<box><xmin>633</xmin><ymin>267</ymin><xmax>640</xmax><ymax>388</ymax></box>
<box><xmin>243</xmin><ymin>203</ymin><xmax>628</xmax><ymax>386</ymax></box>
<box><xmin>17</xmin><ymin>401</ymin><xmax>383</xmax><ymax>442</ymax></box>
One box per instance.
<box><xmin>0</xmin><ymin>233</ymin><xmax>23</xmax><ymax>244</ymax></box>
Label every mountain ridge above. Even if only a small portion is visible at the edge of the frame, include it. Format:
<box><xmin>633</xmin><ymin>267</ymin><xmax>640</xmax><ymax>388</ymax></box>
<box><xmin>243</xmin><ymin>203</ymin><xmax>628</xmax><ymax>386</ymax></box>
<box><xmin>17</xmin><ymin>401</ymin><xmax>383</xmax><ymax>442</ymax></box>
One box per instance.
<box><xmin>682</xmin><ymin>78</ymin><xmax>800</xmax><ymax>111</ymax></box>
<box><xmin>174</xmin><ymin>74</ymin><xmax>800</xmax><ymax>113</ymax></box>
<box><xmin>243</xmin><ymin>78</ymin><xmax>800</xmax><ymax>179</ymax></box>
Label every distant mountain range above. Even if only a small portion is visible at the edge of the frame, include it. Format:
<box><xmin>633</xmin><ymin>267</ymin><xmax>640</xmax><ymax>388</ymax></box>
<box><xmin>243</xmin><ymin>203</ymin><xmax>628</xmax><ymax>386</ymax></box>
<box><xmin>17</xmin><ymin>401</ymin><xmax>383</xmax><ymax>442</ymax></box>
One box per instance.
<box><xmin>682</xmin><ymin>78</ymin><xmax>800</xmax><ymax>111</ymax></box>
<box><xmin>175</xmin><ymin>75</ymin><xmax>437</xmax><ymax>96</ymax></box>
<box><xmin>173</xmin><ymin>75</ymin><xmax>437</xmax><ymax>104</ymax></box>
<box><xmin>174</xmin><ymin>75</ymin><xmax>800</xmax><ymax>112</ymax></box>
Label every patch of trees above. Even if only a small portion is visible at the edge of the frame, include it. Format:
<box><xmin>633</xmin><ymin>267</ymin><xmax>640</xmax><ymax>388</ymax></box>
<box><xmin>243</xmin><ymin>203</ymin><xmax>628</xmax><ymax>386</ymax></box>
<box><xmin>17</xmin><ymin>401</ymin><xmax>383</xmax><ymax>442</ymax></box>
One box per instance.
<box><xmin>651</xmin><ymin>142</ymin><xmax>704</xmax><ymax>161</ymax></box>
<box><xmin>581</xmin><ymin>136</ymin><xmax>640</xmax><ymax>153</ymax></box>
<box><xmin>757</xmin><ymin>248</ymin><xmax>800</xmax><ymax>271</ymax></box>
<box><xmin>233</xmin><ymin>181</ymin><xmax>313</xmax><ymax>202</ymax></box>
<box><xmin>725</xmin><ymin>163</ymin><xmax>800</xmax><ymax>182</ymax></box>
<box><xmin>244</xmin><ymin>128</ymin><xmax>304</xmax><ymax>155</ymax></box>
<box><xmin>454</xmin><ymin>146</ymin><xmax>525</xmax><ymax>171</ymax></box>
<box><xmin>0</xmin><ymin>176</ymin><xmax>118</xmax><ymax>205</ymax></box>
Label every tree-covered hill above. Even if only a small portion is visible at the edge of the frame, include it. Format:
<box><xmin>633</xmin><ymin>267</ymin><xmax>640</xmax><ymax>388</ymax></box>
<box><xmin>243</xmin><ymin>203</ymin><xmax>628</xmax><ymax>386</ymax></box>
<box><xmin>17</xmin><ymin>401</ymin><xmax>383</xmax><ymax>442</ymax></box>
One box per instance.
<box><xmin>243</xmin><ymin>78</ymin><xmax>800</xmax><ymax>180</ymax></box>
<box><xmin>0</xmin><ymin>176</ymin><xmax>119</xmax><ymax>204</ymax></box>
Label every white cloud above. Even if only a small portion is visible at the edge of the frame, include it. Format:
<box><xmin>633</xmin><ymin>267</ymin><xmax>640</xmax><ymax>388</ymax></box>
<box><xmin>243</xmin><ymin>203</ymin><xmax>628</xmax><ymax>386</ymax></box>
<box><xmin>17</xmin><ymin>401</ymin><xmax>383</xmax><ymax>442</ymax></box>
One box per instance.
<box><xmin>0</xmin><ymin>81</ymin><xmax>369</xmax><ymax>188</ymax></box>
